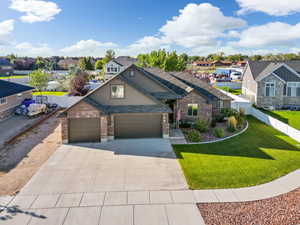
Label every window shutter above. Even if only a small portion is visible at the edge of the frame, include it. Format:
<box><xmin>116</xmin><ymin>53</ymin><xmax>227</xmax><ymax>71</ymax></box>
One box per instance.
<box><xmin>266</xmin><ymin>87</ymin><xmax>269</xmax><ymax>97</ymax></box>
<box><xmin>297</xmin><ymin>87</ymin><xmax>300</xmax><ymax>97</ymax></box>
<box><xmin>283</xmin><ymin>84</ymin><xmax>287</xmax><ymax>95</ymax></box>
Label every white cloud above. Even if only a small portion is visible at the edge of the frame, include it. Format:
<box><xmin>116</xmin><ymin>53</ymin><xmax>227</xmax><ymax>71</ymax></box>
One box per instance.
<box><xmin>0</xmin><ymin>19</ymin><xmax>14</xmax><ymax>37</ymax></box>
<box><xmin>233</xmin><ymin>22</ymin><xmax>300</xmax><ymax>48</ymax></box>
<box><xmin>15</xmin><ymin>42</ymin><xmax>53</xmax><ymax>56</ymax></box>
<box><xmin>60</xmin><ymin>39</ymin><xmax>118</xmax><ymax>56</ymax></box>
<box><xmin>236</xmin><ymin>0</ymin><xmax>300</xmax><ymax>16</ymax></box>
<box><xmin>0</xmin><ymin>19</ymin><xmax>14</xmax><ymax>46</ymax></box>
<box><xmin>124</xmin><ymin>3</ymin><xmax>246</xmax><ymax>55</ymax></box>
<box><xmin>159</xmin><ymin>3</ymin><xmax>246</xmax><ymax>48</ymax></box>
<box><xmin>10</xmin><ymin>0</ymin><xmax>61</xmax><ymax>23</ymax></box>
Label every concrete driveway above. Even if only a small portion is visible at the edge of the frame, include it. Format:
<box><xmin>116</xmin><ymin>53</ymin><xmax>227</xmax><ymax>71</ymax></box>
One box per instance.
<box><xmin>20</xmin><ymin>139</ymin><xmax>188</xmax><ymax>195</ymax></box>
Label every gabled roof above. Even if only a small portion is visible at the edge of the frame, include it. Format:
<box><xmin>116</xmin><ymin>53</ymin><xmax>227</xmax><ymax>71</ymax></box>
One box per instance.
<box><xmin>248</xmin><ymin>61</ymin><xmax>300</xmax><ymax>82</ymax></box>
<box><xmin>142</xmin><ymin>67</ymin><xmax>192</xmax><ymax>97</ymax></box>
<box><xmin>59</xmin><ymin>65</ymin><xmax>172</xmax><ymax>116</ymax></box>
<box><xmin>0</xmin><ymin>80</ymin><xmax>34</xmax><ymax>98</ymax></box>
<box><xmin>170</xmin><ymin>71</ymin><xmax>232</xmax><ymax>101</ymax></box>
<box><xmin>114</xmin><ymin>56</ymin><xmax>137</xmax><ymax>67</ymax></box>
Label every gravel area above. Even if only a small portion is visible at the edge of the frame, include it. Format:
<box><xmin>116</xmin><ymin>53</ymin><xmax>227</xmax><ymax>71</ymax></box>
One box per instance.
<box><xmin>198</xmin><ymin>188</ymin><xmax>300</xmax><ymax>225</ymax></box>
<box><xmin>0</xmin><ymin>113</ymin><xmax>61</xmax><ymax>195</ymax></box>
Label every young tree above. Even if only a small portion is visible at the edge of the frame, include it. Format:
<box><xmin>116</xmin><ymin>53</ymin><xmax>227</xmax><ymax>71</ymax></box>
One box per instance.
<box><xmin>29</xmin><ymin>70</ymin><xmax>49</xmax><ymax>94</ymax></box>
<box><xmin>95</xmin><ymin>59</ymin><xmax>104</xmax><ymax>70</ymax></box>
<box><xmin>69</xmin><ymin>69</ymin><xmax>89</xmax><ymax>96</ymax></box>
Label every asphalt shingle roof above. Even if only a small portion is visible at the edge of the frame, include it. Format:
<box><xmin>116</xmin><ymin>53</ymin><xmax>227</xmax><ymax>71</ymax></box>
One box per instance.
<box><xmin>170</xmin><ymin>71</ymin><xmax>232</xmax><ymax>101</ymax></box>
<box><xmin>248</xmin><ymin>61</ymin><xmax>300</xmax><ymax>81</ymax></box>
<box><xmin>142</xmin><ymin>67</ymin><xmax>192</xmax><ymax>96</ymax></box>
<box><xmin>0</xmin><ymin>80</ymin><xmax>34</xmax><ymax>98</ymax></box>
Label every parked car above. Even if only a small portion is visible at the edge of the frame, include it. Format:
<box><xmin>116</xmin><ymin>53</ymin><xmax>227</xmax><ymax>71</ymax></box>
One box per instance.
<box><xmin>230</xmin><ymin>72</ymin><xmax>242</xmax><ymax>80</ymax></box>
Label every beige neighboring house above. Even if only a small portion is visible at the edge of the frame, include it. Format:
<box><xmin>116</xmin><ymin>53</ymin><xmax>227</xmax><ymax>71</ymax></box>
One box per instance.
<box><xmin>0</xmin><ymin>80</ymin><xmax>34</xmax><ymax>120</ymax></box>
<box><xmin>242</xmin><ymin>61</ymin><xmax>300</xmax><ymax>108</ymax></box>
<box><xmin>59</xmin><ymin>64</ymin><xmax>231</xmax><ymax>143</ymax></box>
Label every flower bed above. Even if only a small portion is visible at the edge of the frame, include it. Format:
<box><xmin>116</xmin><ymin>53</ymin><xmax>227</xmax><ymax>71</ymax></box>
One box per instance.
<box><xmin>181</xmin><ymin>120</ymin><xmax>247</xmax><ymax>143</ymax></box>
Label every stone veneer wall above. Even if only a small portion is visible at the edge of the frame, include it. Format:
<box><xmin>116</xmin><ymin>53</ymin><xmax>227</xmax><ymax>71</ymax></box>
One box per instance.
<box><xmin>178</xmin><ymin>91</ymin><xmax>213</xmax><ymax>122</ymax></box>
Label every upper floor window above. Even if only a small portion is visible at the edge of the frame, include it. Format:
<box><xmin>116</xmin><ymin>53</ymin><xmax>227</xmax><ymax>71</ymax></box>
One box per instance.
<box><xmin>111</xmin><ymin>85</ymin><xmax>124</xmax><ymax>99</ymax></box>
<box><xmin>265</xmin><ymin>82</ymin><xmax>275</xmax><ymax>97</ymax></box>
<box><xmin>107</xmin><ymin>66</ymin><xmax>119</xmax><ymax>73</ymax></box>
<box><xmin>0</xmin><ymin>97</ymin><xmax>7</xmax><ymax>105</ymax></box>
<box><xmin>287</xmin><ymin>82</ymin><xmax>300</xmax><ymax>97</ymax></box>
<box><xmin>188</xmin><ymin>104</ymin><xmax>198</xmax><ymax>116</ymax></box>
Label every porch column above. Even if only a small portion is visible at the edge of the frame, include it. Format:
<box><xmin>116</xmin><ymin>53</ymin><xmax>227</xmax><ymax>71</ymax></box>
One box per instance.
<box><xmin>162</xmin><ymin>113</ymin><xmax>169</xmax><ymax>138</ymax></box>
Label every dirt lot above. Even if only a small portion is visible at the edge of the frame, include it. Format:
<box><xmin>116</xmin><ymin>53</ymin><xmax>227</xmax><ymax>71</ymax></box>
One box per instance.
<box><xmin>0</xmin><ymin>113</ymin><xmax>61</xmax><ymax>196</ymax></box>
<box><xmin>199</xmin><ymin>188</ymin><xmax>300</xmax><ymax>225</ymax></box>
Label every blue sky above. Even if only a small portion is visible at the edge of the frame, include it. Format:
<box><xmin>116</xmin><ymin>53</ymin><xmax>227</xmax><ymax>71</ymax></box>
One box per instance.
<box><xmin>1</xmin><ymin>0</ymin><xmax>300</xmax><ymax>57</ymax></box>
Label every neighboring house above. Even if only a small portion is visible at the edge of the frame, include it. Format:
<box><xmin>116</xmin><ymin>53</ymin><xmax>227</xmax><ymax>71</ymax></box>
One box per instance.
<box><xmin>57</xmin><ymin>58</ymin><xmax>79</xmax><ymax>70</ymax></box>
<box><xmin>59</xmin><ymin>64</ymin><xmax>231</xmax><ymax>143</ymax></box>
<box><xmin>105</xmin><ymin>56</ymin><xmax>137</xmax><ymax>75</ymax></box>
<box><xmin>0</xmin><ymin>58</ymin><xmax>14</xmax><ymax>76</ymax></box>
<box><xmin>211</xmin><ymin>60</ymin><xmax>232</xmax><ymax>67</ymax></box>
<box><xmin>242</xmin><ymin>61</ymin><xmax>300</xmax><ymax>108</ymax></box>
<box><xmin>235</xmin><ymin>61</ymin><xmax>247</xmax><ymax>67</ymax></box>
<box><xmin>192</xmin><ymin>61</ymin><xmax>212</xmax><ymax>67</ymax></box>
<box><xmin>0</xmin><ymin>80</ymin><xmax>34</xmax><ymax>120</ymax></box>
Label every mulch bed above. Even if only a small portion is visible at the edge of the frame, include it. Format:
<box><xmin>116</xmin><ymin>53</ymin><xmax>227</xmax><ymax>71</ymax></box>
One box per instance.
<box><xmin>181</xmin><ymin>121</ymin><xmax>246</xmax><ymax>142</ymax></box>
<box><xmin>198</xmin><ymin>188</ymin><xmax>300</xmax><ymax>225</ymax></box>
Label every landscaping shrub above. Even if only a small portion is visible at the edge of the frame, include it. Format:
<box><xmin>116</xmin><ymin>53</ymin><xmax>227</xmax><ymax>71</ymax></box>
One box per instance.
<box><xmin>236</xmin><ymin>114</ymin><xmax>245</xmax><ymax>129</ymax></box>
<box><xmin>211</xmin><ymin>118</ymin><xmax>217</xmax><ymax>128</ymax></box>
<box><xmin>227</xmin><ymin>116</ymin><xmax>237</xmax><ymax>132</ymax></box>
<box><xmin>213</xmin><ymin>128</ymin><xmax>225</xmax><ymax>138</ymax></box>
<box><xmin>215</xmin><ymin>113</ymin><xmax>225</xmax><ymax>122</ymax></box>
<box><xmin>187</xmin><ymin>130</ymin><xmax>202</xmax><ymax>142</ymax></box>
<box><xmin>180</xmin><ymin>122</ymin><xmax>192</xmax><ymax>128</ymax></box>
<box><xmin>194</xmin><ymin>119</ymin><xmax>209</xmax><ymax>133</ymax></box>
<box><xmin>221</xmin><ymin>108</ymin><xmax>239</xmax><ymax>118</ymax></box>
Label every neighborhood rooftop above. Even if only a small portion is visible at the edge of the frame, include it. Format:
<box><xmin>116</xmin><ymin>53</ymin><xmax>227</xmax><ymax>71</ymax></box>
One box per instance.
<box><xmin>0</xmin><ymin>79</ymin><xmax>34</xmax><ymax>98</ymax></box>
<box><xmin>247</xmin><ymin>60</ymin><xmax>300</xmax><ymax>81</ymax></box>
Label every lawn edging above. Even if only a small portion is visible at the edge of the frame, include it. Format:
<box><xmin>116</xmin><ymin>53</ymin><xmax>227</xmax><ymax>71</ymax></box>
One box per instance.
<box><xmin>184</xmin><ymin>121</ymin><xmax>248</xmax><ymax>145</ymax></box>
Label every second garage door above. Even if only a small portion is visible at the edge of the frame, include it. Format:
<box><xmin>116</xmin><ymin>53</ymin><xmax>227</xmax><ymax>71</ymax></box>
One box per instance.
<box><xmin>69</xmin><ymin>118</ymin><xmax>100</xmax><ymax>143</ymax></box>
<box><xmin>115</xmin><ymin>114</ymin><xmax>162</xmax><ymax>139</ymax></box>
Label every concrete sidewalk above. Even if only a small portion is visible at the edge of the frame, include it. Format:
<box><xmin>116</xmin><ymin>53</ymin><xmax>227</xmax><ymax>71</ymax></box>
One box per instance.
<box><xmin>0</xmin><ymin>191</ymin><xmax>205</xmax><ymax>225</ymax></box>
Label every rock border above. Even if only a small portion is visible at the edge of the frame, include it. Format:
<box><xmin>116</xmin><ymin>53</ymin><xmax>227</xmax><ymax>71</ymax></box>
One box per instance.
<box><xmin>186</xmin><ymin>120</ymin><xmax>249</xmax><ymax>145</ymax></box>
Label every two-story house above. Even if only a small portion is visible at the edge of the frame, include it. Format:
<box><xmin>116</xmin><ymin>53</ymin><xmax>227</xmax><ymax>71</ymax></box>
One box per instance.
<box><xmin>242</xmin><ymin>61</ymin><xmax>300</xmax><ymax>108</ymax></box>
<box><xmin>105</xmin><ymin>56</ymin><xmax>137</xmax><ymax>76</ymax></box>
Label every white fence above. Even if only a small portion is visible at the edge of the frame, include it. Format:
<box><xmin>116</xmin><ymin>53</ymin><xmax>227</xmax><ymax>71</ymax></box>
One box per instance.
<box><xmin>220</xmin><ymin>89</ymin><xmax>300</xmax><ymax>142</ymax></box>
<box><xmin>250</xmin><ymin>107</ymin><xmax>300</xmax><ymax>141</ymax></box>
<box><xmin>33</xmin><ymin>95</ymin><xmax>82</xmax><ymax>108</ymax></box>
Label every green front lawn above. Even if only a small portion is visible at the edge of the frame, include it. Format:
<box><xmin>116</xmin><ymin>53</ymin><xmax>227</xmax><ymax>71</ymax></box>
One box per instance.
<box><xmin>173</xmin><ymin>116</ymin><xmax>300</xmax><ymax>189</ymax></box>
<box><xmin>32</xmin><ymin>91</ymin><xmax>67</xmax><ymax>96</ymax></box>
<box><xmin>259</xmin><ymin>110</ymin><xmax>300</xmax><ymax>131</ymax></box>
<box><xmin>217</xmin><ymin>86</ymin><xmax>242</xmax><ymax>95</ymax></box>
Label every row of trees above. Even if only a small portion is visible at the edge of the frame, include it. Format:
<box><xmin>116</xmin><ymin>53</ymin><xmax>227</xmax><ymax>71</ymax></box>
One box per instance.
<box><xmin>137</xmin><ymin>50</ymin><xmax>188</xmax><ymax>72</ymax></box>
<box><xmin>188</xmin><ymin>52</ymin><xmax>300</xmax><ymax>63</ymax></box>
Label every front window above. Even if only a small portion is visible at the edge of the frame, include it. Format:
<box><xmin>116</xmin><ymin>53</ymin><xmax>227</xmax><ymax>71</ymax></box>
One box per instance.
<box><xmin>0</xmin><ymin>97</ymin><xmax>7</xmax><ymax>105</ymax></box>
<box><xmin>111</xmin><ymin>85</ymin><xmax>124</xmax><ymax>99</ymax></box>
<box><xmin>265</xmin><ymin>82</ymin><xmax>275</xmax><ymax>97</ymax></box>
<box><xmin>188</xmin><ymin>104</ymin><xmax>198</xmax><ymax>116</ymax></box>
<box><xmin>287</xmin><ymin>82</ymin><xmax>300</xmax><ymax>97</ymax></box>
<box><xmin>219</xmin><ymin>100</ymin><xmax>224</xmax><ymax>109</ymax></box>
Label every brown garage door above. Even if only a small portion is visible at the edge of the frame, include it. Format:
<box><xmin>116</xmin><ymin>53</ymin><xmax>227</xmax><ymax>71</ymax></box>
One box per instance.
<box><xmin>115</xmin><ymin>114</ymin><xmax>162</xmax><ymax>139</ymax></box>
<box><xmin>68</xmin><ymin>118</ymin><xmax>100</xmax><ymax>143</ymax></box>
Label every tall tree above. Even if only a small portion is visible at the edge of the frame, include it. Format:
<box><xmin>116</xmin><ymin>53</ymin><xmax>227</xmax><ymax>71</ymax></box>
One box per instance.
<box><xmin>103</xmin><ymin>50</ymin><xmax>116</xmax><ymax>63</ymax></box>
